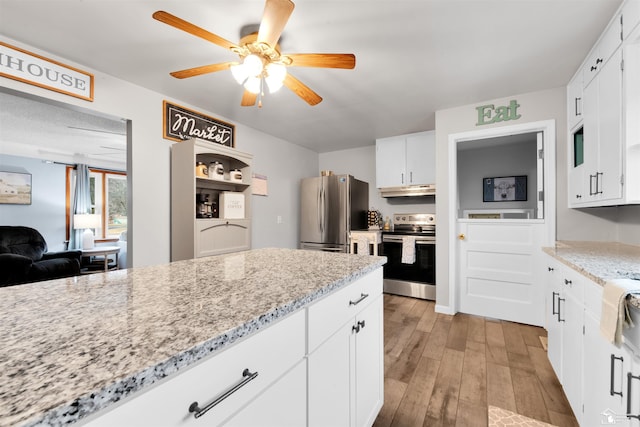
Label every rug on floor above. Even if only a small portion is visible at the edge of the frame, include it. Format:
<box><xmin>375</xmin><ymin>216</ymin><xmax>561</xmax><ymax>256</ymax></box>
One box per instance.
<box><xmin>488</xmin><ymin>406</ymin><xmax>557</xmax><ymax>427</ymax></box>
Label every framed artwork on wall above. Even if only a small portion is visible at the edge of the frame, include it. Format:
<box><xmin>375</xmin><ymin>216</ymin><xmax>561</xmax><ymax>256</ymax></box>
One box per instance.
<box><xmin>483</xmin><ymin>175</ymin><xmax>527</xmax><ymax>202</ymax></box>
<box><xmin>0</xmin><ymin>171</ymin><xmax>32</xmax><ymax>205</ymax></box>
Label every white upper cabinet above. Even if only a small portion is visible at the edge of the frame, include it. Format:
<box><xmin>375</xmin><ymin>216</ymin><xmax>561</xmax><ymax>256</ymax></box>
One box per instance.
<box><xmin>375</xmin><ymin>130</ymin><xmax>435</xmax><ymax>188</ymax></box>
<box><xmin>622</xmin><ymin>0</ymin><xmax>640</xmax><ymax>40</ymax></box>
<box><xmin>568</xmin><ymin>0</ymin><xmax>640</xmax><ymax>207</ymax></box>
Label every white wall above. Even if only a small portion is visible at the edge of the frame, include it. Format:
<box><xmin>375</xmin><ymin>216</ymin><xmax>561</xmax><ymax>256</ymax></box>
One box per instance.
<box><xmin>0</xmin><ymin>36</ymin><xmax>317</xmax><ymax>266</ymax></box>
<box><xmin>319</xmin><ymin>145</ymin><xmax>436</xmax><ymax>223</ymax></box>
<box><xmin>457</xmin><ymin>140</ymin><xmax>538</xmax><ymax>216</ymax></box>
<box><xmin>0</xmin><ymin>154</ymin><xmax>67</xmax><ymax>251</ymax></box>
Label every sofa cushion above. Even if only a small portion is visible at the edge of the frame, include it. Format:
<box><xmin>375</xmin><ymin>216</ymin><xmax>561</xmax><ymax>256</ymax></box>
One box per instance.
<box><xmin>27</xmin><ymin>258</ymin><xmax>81</xmax><ymax>283</ymax></box>
<box><xmin>0</xmin><ymin>253</ymin><xmax>33</xmax><ymax>286</ymax></box>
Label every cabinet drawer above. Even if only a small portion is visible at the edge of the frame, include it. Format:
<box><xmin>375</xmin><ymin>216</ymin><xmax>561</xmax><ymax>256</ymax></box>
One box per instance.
<box><xmin>308</xmin><ymin>268</ymin><xmax>383</xmax><ymax>353</ymax></box>
<box><xmin>559</xmin><ymin>265</ymin><xmax>584</xmax><ymax>302</ymax></box>
<box><xmin>84</xmin><ymin>310</ymin><xmax>305</xmax><ymax>427</ymax></box>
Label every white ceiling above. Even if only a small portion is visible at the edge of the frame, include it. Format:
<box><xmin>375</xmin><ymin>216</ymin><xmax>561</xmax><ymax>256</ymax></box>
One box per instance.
<box><xmin>0</xmin><ymin>0</ymin><xmax>622</xmax><ymax>155</ymax></box>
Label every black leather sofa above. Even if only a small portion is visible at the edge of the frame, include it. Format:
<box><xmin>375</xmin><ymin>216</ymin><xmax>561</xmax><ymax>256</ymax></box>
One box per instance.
<box><xmin>0</xmin><ymin>226</ymin><xmax>82</xmax><ymax>287</ymax></box>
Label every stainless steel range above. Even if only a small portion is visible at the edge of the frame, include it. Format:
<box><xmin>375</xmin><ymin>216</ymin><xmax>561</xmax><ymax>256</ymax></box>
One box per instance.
<box><xmin>380</xmin><ymin>213</ymin><xmax>436</xmax><ymax>300</ymax></box>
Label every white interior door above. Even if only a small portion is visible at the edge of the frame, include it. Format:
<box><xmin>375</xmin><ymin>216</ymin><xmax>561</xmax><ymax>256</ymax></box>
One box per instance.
<box><xmin>457</xmin><ymin>221</ymin><xmax>545</xmax><ymax>326</ymax></box>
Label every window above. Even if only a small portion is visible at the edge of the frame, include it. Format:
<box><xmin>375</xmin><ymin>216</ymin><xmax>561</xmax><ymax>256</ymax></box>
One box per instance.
<box><xmin>66</xmin><ymin>167</ymin><xmax>127</xmax><ymax>241</ymax></box>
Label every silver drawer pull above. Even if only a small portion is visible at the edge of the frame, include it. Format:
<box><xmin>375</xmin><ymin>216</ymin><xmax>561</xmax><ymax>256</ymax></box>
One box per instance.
<box><xmin>349</xmin><ymin>293</ymin><xmax>369</xmax><ymax>306</ymax></box>
<box><xmin>188</xmin><ymin>368</ymin><xmax>258</xmax><ymax>419</ymax></box>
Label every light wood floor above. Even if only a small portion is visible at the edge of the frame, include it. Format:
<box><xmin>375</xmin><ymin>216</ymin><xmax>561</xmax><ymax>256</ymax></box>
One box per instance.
<box><xmin>373</xmin><ymin>294</ymin><xmax>579</xmax><ymax>427</ymax></box>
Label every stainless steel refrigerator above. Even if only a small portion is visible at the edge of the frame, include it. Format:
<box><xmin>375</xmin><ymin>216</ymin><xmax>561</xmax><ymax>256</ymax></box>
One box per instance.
<box><xmin>300</xmin><ymin>174</ymin><xmax>368</xmax><ymax>252</ymax></box>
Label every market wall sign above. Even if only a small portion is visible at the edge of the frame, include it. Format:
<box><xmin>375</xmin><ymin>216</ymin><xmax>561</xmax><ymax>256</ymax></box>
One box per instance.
<box><xmin>163</xmin><ymin>100</ymin><xmax>235</xmax><ymax>148</ymax></box>
<box><xmin>0</xmin><ymin>41</ymin><xmax>94</xmax><ymax>102</ymax></box>
<box><xmin>476</xmin><ymin>100</ymin><xmax>521</xmax><ymax>126</ymax></box>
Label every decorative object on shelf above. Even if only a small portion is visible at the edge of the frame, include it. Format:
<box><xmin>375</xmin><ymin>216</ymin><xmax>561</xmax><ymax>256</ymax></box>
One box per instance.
<box><xmin>483</xmin><ymin>175</ymin><xmax>527</xmax><ymax>202</ymax></box>
<box><xmin>208</xmin><ymin>161</ymin><xmax>225</xmax><ymax>180</ymax></box>
<box><xmin>163</xmin><ymin>100</ymin><xmax>235</xmax><ymax>146</ymax></box>
<box><xmin>220</xmin><ymin>192</ymin><xmax>245</xmax><ymax>219</ymax></box>
<box><xmin>152</xmin><ymin>0</ymin><xmax>356</xmax><ymax>108</ymax></box>
<box><xmin>73</xmin><ymin>214</ymin><xmax>102</xmax><ymax>249</ymax></box>
<box><xmin>0</xmin><ymin>170</ymin><xmax>32</xmax><ymax>205</ymax></box>
<box><xmin>195</xmin><ymin>162</ymin><xmax>208</xmax><ymax>177</ymax></box>
<box><xmin>229</xmin><ymin>169</ymin><xmax>243</xmax><ymax>183</ymax></box>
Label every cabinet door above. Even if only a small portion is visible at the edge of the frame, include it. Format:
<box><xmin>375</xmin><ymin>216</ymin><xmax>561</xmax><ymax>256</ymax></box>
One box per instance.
<box><xmin>375</xmin><ymin>137</ymin><xmax>406</xmax><ymax>188</ymax></box>
<box><xmin>567</xmin><ymin>73</ymin><xmax>583</xmax><ymax>131</ymax></box>
<box><xmin>405</xmin><ymin>131</ymin><xmax>435</xmax><ymax>185</ymax></box>
<box><xmin>596</xmin><ymin>48</ymin><xmax>623</xmax><ymax>203</ymax></box>
<box><xmin>583</xmin><ymin>312</ymin><xmax>630</xmax><ymax>426</ymax></box>
<box><xmin>308</xmin><ymin>319</ymin><xmax>352</xmax><ymax>427</ymax></box>
<box><xmin>545</xmin><ymin>261</ymin><xmax>563</xmax><ymax>379</ymax></box>
<box><xmin>629</xmin><ymin>355</ymin><xmax>640</xmax><ymax>427</ymax></box>
<box><xmin>354</xmin><ymin>295</ymin><xmax>384</xmax><ymax>427</ymax></box>
<box><xmin>224</xmin><ymin>360</ymin><xmax>307</xmax><ymax>427</ymax></box>
<box><xmin>582</xmin><ymin>77</ymin><xmax>600</xmax><ymax>203</ymax></box>
<box><xmin>196</xmin><ymin>219</ymin><xmax>251</xmax><ymax>257</ymax></box>
<box><xmin>561</xmin><ymin>290</ymin><xmax>584</xmax><ymax>422</ymax></box>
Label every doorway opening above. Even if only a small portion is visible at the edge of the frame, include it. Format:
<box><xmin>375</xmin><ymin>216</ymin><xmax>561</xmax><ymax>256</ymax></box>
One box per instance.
<box><xmin>0</xmin><ymin>86</ymin><xmax>132</xmax><ymax>268</ymax></box>
<box><xmin>447</xmin><ymin>120</ymin><xmax>556</xmax><ymax>325</ymax></box>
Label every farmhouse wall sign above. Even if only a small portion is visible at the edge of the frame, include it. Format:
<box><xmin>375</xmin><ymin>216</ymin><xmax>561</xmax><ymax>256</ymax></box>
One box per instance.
<box><xmin>476</xmin><ymin>100</ymin><xmax>521</xmax><ymax>126</ymax></box>
<box><xmin>0</xmin><ymin>41</ymin><xmax>94</xmax><ymax>102</ymax></box>
<box><xmin>163</xmin><ymin>100</ymin><xmax>235</xmax><ymax>147</ymax></box>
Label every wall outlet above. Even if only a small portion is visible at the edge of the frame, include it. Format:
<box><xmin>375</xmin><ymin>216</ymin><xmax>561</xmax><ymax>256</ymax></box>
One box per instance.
<box><xmin>277</xmin><ymin>215</ymin><xmax>283</xmax><ymax>224</ymax></box>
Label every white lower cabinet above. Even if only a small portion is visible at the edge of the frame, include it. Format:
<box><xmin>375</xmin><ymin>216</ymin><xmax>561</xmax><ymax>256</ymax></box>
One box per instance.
<box><xmin>307</xmin><ymin>268</ymin><xmax>384</xmax><ymax>427</ymax></box>
<box><xmin>544</xmin><ymin>253</ymin><xmax>640</xmax><ymax>426</ymax></box>
<box><xmin>81</xmin><ymin>267</ymin><xmax>384</xmax><ymax>427</ymax></box>
<box><xmin>544</xmin><ymin>258</ymin><xmax>584</xmax><ymax>422</ymax></box>
<box><xmin>308</xmin><ymin>295</ymin><xmax>383</xmax><ymax>427</ymax></box>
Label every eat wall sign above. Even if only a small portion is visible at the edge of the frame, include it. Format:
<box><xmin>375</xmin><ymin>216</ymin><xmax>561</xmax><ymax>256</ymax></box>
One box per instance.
<box><xmin>476</xmin><ymin>100</ymin><xmax>521</xmax><ymax>126</ymax></box>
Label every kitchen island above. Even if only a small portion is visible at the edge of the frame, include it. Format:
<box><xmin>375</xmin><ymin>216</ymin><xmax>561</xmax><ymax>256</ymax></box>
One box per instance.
<box><xmin>0</xmin><ymin>248</ymin><xmax>386</xmax><ymax>426</ymax></box>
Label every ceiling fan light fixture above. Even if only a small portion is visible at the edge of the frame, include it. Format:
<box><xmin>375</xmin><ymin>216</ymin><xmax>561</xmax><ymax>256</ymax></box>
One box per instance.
<box><xmin>265</xmin><ymin>62</ymin><xmax>287</xmax><ymax>93</ymax></box>
<box><xmin>243</xmin><ymin>54</ymin><xmax>265</xmax><ymax>77</ymax></box>
<box><xmin>230</xmin><ymin>63</ymin><xmax>248</xmax><ymax>84</ymax></box>
<box><xmin>244</xmin><ymin>76</ymin><xmax>262</xmax><ymax>94</ymax></box>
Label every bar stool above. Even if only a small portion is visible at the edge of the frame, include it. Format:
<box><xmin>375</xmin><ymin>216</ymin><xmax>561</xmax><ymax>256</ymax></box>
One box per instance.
<box><xmin>349</xmin><ymin>231</ymin><xmax>381</xmax><ymax>256</ymax></box>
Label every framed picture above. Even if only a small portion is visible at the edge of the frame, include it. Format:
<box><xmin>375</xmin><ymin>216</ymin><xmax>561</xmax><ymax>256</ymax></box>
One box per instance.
<box><xmin>0</xmin><ymin>171</ymin><xmax>32</xmax><ymax>205</ymax></box>
<box><xmin>483</xmin><ymin>175</ymin><xmax>527</xmax><ymax>202</ymax></box>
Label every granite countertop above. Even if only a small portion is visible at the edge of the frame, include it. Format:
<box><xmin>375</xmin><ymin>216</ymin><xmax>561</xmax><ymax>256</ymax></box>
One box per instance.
<box><xmin>542</xmin><ymin>241</ymin><xmax>640</xmax><ymax>307</ymax></box>
<box><xmin>0</xmin><ymin>248</ymin><xmax>386</xmax><ymax>427</ymax></box>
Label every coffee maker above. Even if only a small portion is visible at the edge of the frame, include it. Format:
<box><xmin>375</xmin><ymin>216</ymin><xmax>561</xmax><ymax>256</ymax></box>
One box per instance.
<box><xmin>196</xmin><ymin>194</ymin><xmax>215</xmax><ymax>218</ymax></box>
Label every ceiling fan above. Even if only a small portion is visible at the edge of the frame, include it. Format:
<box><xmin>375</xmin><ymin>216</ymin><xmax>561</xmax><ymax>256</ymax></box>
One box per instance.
<box><xmin>153</xmin><ymin>0</ymin><xmax>355</xmax><ymax>107</ymax></box>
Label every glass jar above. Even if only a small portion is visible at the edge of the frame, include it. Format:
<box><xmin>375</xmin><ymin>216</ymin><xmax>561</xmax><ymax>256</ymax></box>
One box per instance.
<box><xmin>230</xmin><ymin>169</ymin><xmax>243</xmax><ymax>183</ymax></box>
<box><xmin>195</xmin><ymin>162</ymin><xmax>208</xmax><ymax>177</ymax></box>
<box><xmin>209</xmin><ymin>162</ymin><xmax>224</xmax><ymax>180</ymax></box>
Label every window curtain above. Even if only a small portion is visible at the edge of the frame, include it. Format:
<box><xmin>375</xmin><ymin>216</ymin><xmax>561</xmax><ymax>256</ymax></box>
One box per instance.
<box><xmin>69</xmin><ymin>164</ymin><xmax>91</xmax><ymax>250</ymax></box>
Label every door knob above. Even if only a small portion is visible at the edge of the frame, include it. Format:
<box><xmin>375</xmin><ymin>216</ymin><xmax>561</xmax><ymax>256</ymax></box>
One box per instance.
<box><xmin>458</xmin><ymin>234</ymin><xmax>465</xmax><ymax>240</ymax></box>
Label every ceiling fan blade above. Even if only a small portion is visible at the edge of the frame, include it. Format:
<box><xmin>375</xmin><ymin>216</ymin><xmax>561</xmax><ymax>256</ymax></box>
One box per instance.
<box><xmin>284</xmin><ymin>53</ymin><xmax>356</xmax><ymax>69</ymax></box>
<box><xmin>257</xmin><ymin>0</ymin><xmax>295</xmax><ymax>47</ymax></box>
<box><xmin>241</xmin><ymin>91</ymin><xmax>258</xmax><ymax>106</ymax></box>
<box><xmin>283</xmin><ymin>73</ymin><xmax>322</xmax><ymax>106</ymax></box>
<box><xmin>153</xmin><ymin>11</ymin><xmax>237</xmax><ymax>50</ymax></box>
<box><xmin>170</xmin><ymin>62</ymin><xmax>235</xmax><ymax>79</ymax></box>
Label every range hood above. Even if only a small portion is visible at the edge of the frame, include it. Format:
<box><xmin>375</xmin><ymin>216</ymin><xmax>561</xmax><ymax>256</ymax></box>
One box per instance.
<box><xmin>379</xmin><ymin>184</ymin><xmax>436</xmax><ymax>198</ymax></box>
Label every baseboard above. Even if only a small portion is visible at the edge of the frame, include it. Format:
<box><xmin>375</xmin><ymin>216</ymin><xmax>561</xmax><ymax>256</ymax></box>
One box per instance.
<box><xmin>434</xmin><ymin>304</ymin><xmax>455</xmax><ymax>315</ymax></box>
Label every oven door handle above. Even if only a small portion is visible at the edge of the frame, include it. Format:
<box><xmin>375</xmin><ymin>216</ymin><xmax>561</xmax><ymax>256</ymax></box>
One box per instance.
<box><xmin>382</xmin><ymin>236</ymin><xmax>435</xmax><ymax>244</ymax></box>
